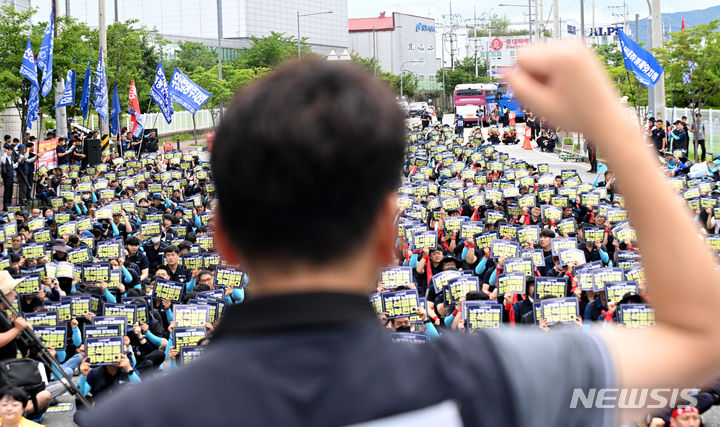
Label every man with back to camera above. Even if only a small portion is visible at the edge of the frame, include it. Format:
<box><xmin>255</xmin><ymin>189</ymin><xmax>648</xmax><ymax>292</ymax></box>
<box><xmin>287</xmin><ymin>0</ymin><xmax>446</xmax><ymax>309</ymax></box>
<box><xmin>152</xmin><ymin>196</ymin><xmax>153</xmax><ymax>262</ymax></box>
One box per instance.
<box><xmin>77</xmin><ymin>42</ymin><xmax>720</xmax><ymax>426</ymax></box>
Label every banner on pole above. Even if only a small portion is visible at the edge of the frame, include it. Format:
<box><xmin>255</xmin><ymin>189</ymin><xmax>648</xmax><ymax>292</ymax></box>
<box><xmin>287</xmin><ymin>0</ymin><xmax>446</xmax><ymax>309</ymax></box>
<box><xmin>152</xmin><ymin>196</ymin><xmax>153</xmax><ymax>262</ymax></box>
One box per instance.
<box><xmin>168</xmin><ymin>68</ymin><xmax>211</xmax><ymax>114</ymax></box>
<box><xmin>617</xmin><ymin>27</ymin><xmax>663</xmax><ymax>88</ymax></box>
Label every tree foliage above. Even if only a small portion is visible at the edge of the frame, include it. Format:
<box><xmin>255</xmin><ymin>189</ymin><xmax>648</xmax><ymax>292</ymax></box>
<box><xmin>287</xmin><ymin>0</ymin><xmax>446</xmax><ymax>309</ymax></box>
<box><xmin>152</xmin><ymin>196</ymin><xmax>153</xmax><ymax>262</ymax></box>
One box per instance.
<box><xmin>654</xmin><ymin>20</ymin><xmax>720</xmax><ymax>111</ymax></box>
<box><xmin>173</xmin><ymin>41</ymin><xmax>216</xmax><ymax>74</ymax></box>
<box><xmin>435</xmin><ymin>57</ymin><xmax>492</xmax><ymax>95</ymax></box>
<box><xmin>234</xmin><ymin>32</ymin><xmax>308</xmax><ymax>69</ymax></box>
<box><xmin>349</xmin><ymin>52</ymin><xmax>419</xmax><ymax>97</ymax></box>
<box><xmin>0</xmin><ymin>10</ymin><xmax>325</xmax><ymax>137</ymax></box>
<box><xmin>594</xmin><ymin>43</ymin><xmax>648</xmax><ymax>110</ymax></box>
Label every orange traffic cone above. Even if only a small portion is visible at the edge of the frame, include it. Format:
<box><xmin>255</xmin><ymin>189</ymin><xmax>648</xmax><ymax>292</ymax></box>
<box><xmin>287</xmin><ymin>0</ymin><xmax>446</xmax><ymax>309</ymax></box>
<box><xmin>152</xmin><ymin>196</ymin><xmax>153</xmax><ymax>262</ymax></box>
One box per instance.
<box><xmin>522</xmin><ymin>125</ymin><xmax>532</xmax><ymax>150</ymax></box>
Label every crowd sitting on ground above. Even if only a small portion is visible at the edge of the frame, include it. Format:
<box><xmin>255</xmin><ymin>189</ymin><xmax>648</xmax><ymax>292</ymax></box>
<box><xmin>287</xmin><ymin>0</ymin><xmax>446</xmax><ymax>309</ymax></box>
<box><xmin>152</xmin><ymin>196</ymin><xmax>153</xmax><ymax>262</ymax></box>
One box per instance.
<box><xmin>382</xmin><ymin>121</ymin><xmax>720</xmax><ymax>426</ymax></box>
<box><xmin>0</xmin><ymin>131</ymin><xmax>247</xmax><ymax>425</ymax></box>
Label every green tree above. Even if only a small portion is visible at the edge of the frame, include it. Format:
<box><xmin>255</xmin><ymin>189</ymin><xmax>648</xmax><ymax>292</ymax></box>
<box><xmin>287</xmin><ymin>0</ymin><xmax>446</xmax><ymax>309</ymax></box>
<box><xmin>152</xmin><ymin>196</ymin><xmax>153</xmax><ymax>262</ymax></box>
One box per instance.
<box><xmin>594</xmin><ymin>43</ymin><xmax>647</xmax><ymax>111</ymax></box>
<box><xmin>173</xmin><ymin>41</ymin><xmax>216</xmax><ymax>74</ymax></box>
<box><xmin>190</xmin><ymin>65</ymin><xmax>230</xmax><ymax>127</ymax></box>
<box><xmin>224</xmin><ymin>66</ymin><xmax>271</xmax><ymax>94</ymax></box>
<box><xmin>0</xmin><ymin>5</ymin><xmax>39</xmax><ymax>138</ymax></box>
<box><xmin>235</xmin><ymin>32</ymin><xmax>308</xmax><ymax>68</ymax></box>
<box><xmin>31</xmin><ymin>15</ymin><xmax>96</xmax><ymax>134</ymax></box>
<box><xmin>349</xmin><ymin>52</ymin><xmax>379</xmax><ymax>73</ymax></box>
<box><xmin>654</xmin><ymin>20</ymin><xmax>720</xmax><ymax>112</ymax></box>
<box><xmin>436</xmin><ymin>57</ymin><xmax>492</xmax><ymax>95</ymax></box>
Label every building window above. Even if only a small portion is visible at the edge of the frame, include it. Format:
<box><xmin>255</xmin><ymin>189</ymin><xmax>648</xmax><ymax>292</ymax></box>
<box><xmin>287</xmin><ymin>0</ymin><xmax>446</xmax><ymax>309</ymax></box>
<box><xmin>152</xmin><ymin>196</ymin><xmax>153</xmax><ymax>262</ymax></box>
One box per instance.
<box><xmin>408</xmin><ymin>43</ymin><xmax>414</xmax><ymax>51</ymax></box>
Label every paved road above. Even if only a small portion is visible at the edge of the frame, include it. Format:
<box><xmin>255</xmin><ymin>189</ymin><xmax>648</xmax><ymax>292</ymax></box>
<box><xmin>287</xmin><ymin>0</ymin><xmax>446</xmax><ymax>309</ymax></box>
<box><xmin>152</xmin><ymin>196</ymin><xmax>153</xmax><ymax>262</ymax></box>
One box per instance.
<box><xmin>412</xmin><ymin>115</ymin><xmax>596</xmax><ymax>182</ymax></box>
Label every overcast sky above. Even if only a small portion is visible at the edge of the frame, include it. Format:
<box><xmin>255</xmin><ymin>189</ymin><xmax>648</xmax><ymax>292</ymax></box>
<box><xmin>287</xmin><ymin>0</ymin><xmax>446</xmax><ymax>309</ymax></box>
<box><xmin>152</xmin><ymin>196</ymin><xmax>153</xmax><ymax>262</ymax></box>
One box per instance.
<box><xmin>348</xmin><ymin>0</ymin><xmax>719</xmax><ymax>28</ymax></box>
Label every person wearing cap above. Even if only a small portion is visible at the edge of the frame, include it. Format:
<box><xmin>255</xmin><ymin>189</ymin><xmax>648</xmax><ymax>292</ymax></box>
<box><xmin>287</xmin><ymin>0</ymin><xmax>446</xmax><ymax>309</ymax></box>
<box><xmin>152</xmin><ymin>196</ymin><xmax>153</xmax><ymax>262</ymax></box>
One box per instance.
<box><xmin>544</xmin><ymin>128</ymin><xmax>558</xmax><ymax>153</ymax></box>
<box><xmin>0</xmin><ymin>143</ymin><xmax>17</xmax><ymax>211</ymax></box>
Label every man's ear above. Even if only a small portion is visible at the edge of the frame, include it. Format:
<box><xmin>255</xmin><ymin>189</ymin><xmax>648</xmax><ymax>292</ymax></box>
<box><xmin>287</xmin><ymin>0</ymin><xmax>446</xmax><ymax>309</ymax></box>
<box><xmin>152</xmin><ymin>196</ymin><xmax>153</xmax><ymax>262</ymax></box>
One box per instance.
<box><xmin>214</xmin><ymin>213</ymin><xmax>242</xmax><ymax>267</ymax></box>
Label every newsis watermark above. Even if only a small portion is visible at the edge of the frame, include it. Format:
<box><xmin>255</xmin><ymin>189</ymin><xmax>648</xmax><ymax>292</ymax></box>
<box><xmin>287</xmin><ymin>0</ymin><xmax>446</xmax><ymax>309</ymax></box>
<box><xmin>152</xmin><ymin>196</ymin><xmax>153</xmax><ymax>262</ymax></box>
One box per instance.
<box><xmin>570</xmin><ymin>388</ymin><xmax>699</xmax><ymax>409</ymax></box>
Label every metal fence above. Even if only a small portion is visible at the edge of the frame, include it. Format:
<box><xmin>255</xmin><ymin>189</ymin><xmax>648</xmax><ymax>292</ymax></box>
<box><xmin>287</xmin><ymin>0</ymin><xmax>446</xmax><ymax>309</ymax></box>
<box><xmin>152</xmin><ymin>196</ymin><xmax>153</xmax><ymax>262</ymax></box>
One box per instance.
<box><xmin>558</xmin><ymin>107</ymin><xmax>720</xmax><ymax>157</ymax></box>
<box><xmin>78</xmin><ymin>109</ymin><xmax>219</xmax><ymax>136</ymax></box>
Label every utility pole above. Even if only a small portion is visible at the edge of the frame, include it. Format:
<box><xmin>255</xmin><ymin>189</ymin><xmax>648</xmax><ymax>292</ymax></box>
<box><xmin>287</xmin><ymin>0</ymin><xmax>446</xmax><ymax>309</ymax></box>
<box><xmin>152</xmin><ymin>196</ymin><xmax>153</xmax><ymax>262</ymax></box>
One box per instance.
<box><xmin>592</xmin><ymin>0</ymin><xmax>595</xmax><ymax>39</ymax></box>
<box><xmin>54</xmin><ymin>0</ymin><xmax>67</xmax><ymax>140</ymax></box>
<box><xmin>474</xmin><ymin>7</ymin><xmax>478</xmax><ymax>77</ymax></box>
<box><xmin>580</xmin><ymin>0</ymin><xmax>585</xmax><ymax>42</ymax></box>
<box><xmin>651</xmin><ymin>0</ymin><xmax>665</xmax><ymax>119</ymax></box>
<box><xmin>534</xmin><ymin>0</ymin><xmax>539</xmax><ymax>39</ymax></box>
<box><xmin>114</xmin><ymin>0</ymin><xmax>118</xmax><ymax>23</ymax></box>
<box><xmin>449</xmin><ymin>1</ymin><xmax>455</xmax><ymax>71</ymax></box>
<box><xmin>372</xmin><ymin>26</ymin><xmax>377</xmax><ymax>76</ymax></box>
<box><xmin>553</xmin><ymin>0</ymin><xmax>560</xmax><ymax>38</ymax></box>
<box><xmin>538</xmin><ymin>0</ymin><xmax>543</xmax><ymax>39</ymax></box>
<box><xmin>635</xmin><ymin>13</ymin><xmax>639</xmax><ymax>42</ymax></box>
<box><xmin>623</xmin><ymin>2</ymin><xmax>628</xmax><ymax>33</ymax></box>
<box><xmin>98</xmin><ymin>0</ymin><xmax>108</xmax><ymax>135</ymax></box>
<box><xmin>441</xmin><ymin>33</ymin><xmax>446</xmax><ymax>112</ymax></box>
<box><xmin>217</xmin><ymin>0</ymin><xmax>224</xmax><ymax>121</ymax></box>
<box><xmin>528</xmin><ymin>0</ymin><xmax>533</xmax><ymax>42</ymax></box>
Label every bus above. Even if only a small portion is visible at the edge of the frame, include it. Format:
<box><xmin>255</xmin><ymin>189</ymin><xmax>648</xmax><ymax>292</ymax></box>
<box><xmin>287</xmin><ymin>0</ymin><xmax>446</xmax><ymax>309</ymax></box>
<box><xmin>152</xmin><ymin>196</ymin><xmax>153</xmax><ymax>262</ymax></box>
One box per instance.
<box><xmin>497</xmin><ymin>82</ymin><xmax>525</xmax><ymax>122</ymax></box>
<box><xmin>453</xmin><ymin>83</ymin><xmax>498</xmax><ymax>126</ymax></box>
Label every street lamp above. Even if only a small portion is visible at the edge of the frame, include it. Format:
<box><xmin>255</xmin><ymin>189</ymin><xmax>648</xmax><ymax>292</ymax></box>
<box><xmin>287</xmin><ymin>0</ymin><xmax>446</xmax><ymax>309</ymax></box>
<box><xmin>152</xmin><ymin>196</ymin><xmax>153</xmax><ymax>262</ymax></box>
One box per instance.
<box><xmin>498</xmin><ymin>2</ymin><xmax>534</xmax><ymax>42</ymax></box>
<box><xmin>400</xmin><ymin>59</ymin><xmax>423</xmax><ymax>98</ymax></box>
<box><xmin>297</xmin><ymin>10</ymin><xmax>333</xmax><ymax>58</ymax></box>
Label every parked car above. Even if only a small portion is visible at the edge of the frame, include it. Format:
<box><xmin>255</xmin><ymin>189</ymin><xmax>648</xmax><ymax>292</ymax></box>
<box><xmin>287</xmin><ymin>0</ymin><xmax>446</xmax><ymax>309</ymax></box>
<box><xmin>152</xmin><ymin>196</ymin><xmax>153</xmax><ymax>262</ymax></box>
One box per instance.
<box><xmin>409</xmin><ymin>102</ymin><xmax>429</xmax><ymax>117</ymax></box>
<box><xmin>396</xmin><ymin>99</ymin><xmax>410</xmax><ymax>117</ymax></box>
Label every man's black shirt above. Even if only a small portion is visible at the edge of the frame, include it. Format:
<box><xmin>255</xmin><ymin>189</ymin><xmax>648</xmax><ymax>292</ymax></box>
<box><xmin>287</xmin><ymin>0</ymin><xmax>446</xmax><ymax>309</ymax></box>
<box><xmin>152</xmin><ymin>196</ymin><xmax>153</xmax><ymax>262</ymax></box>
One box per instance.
<box><xmin>78</xmin><ymin>292</ymin><xmax>615</xmax><ymax>427</ymax></box>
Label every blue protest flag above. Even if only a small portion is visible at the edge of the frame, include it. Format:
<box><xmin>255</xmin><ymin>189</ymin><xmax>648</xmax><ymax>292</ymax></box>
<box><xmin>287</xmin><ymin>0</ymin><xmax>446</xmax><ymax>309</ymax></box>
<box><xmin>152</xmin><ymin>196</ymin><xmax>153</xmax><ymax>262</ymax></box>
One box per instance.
<box><xmin>110</xmin><ymin>84</ymin><xmax>120</xmax><ymax>136</ymax></box>
<box><xmin>617</xmin><ymin>27</ymin><xmax>663</xmax><ymax>88</ymax></box>
<box><xmin>19</xmin><ymin>38</ymin><xmax>39</xmax><ymax>129</ymax></box>
<box><xmin>19</xmin><ymin>38</ymin><xmax>39</xmax><ymax>88</ymax></box>
<box><xmin>92</xmin><ymin>48</ymin><xmax>108</xmax><ymax>123</ymax></box>
<box><xmin>150</xmin><ymin>61</ymin><xmax>174</xmax><ymax>124</ymax></box>
<box><xmin>54</xmin><ymin>69</ymin><xmax>75</xmax><ymax>109</ymax></box>
<box><xmin>27</xmin><ymin>85</ymin><xmax>39</xmax><ymax>129</ymax></box>
<box><xmin>79</xmin><ymin>58</ymin><xmax>91</xmax><ymax>120</ymax></box>
<box><xmin>168</xmin><ymin>67</ymin><xmax>211</xmax><ymax>114</ymax></box>
<box><xmin>37</xmin><ymin>9</ymin><xmax>54</xmax><ymax>97</ymax></box>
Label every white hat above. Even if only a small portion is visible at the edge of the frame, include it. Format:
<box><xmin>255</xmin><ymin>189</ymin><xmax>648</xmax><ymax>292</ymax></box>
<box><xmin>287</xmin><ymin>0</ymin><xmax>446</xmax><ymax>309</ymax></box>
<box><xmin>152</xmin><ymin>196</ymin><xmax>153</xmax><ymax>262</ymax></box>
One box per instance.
<box><xmin>0</xmin><ymin>271</ymin><xmax>24</xmax><ymax>296</ymax></box>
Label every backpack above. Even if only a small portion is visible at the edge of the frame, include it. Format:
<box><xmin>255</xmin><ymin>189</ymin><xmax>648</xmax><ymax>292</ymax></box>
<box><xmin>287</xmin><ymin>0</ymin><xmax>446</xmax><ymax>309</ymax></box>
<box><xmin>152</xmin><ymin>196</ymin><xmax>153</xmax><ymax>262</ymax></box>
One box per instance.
<box><xmin>0</xmin><ymin>358</ymin><xmax>46</xmax><ymax>413</ymax></box>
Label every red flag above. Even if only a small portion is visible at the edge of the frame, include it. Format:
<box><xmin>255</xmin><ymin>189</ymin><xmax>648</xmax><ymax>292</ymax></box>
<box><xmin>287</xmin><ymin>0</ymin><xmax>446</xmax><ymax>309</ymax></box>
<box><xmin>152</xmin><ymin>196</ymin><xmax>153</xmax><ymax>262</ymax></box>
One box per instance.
<box><xmin>128</xmin><ymin>79</ymin><xmax>142</xmax><ymax>135</ymax></box>
<box><xmin>681</xmin><ymin>18</ymin><xmax>686</xmax><ymax>30</ymax></box>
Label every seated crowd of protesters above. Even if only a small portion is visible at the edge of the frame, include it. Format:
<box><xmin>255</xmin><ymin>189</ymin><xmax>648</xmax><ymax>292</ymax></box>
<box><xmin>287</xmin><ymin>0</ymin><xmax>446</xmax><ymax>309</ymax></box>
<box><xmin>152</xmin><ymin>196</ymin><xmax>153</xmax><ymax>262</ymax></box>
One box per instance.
<box><xmin>0</xmin><ymin>144</ymin><xmax>246</xmax><ymax>424</ymax></box>
<box><xmin>383</xmin><ymin>121</ymin><xmax>720</xmax><ymax>425</ymax></box>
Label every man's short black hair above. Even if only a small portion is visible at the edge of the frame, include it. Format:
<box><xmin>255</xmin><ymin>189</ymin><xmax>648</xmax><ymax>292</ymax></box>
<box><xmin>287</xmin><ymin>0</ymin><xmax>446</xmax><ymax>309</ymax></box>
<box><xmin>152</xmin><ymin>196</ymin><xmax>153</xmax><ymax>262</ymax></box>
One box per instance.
<box><xmin>126</xmin><ymin>236</ymin><xmax>140</xmax><ymax>246</ymax></box>
<box><xmin>165</xmin><ymin>245</ymin><xmax>180</xmax><ymax>254</ymax></box>
<box><xmin>212</xmin><ymin>59</ymin><xmax>405</xmax><ymax>265</ymax></box>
